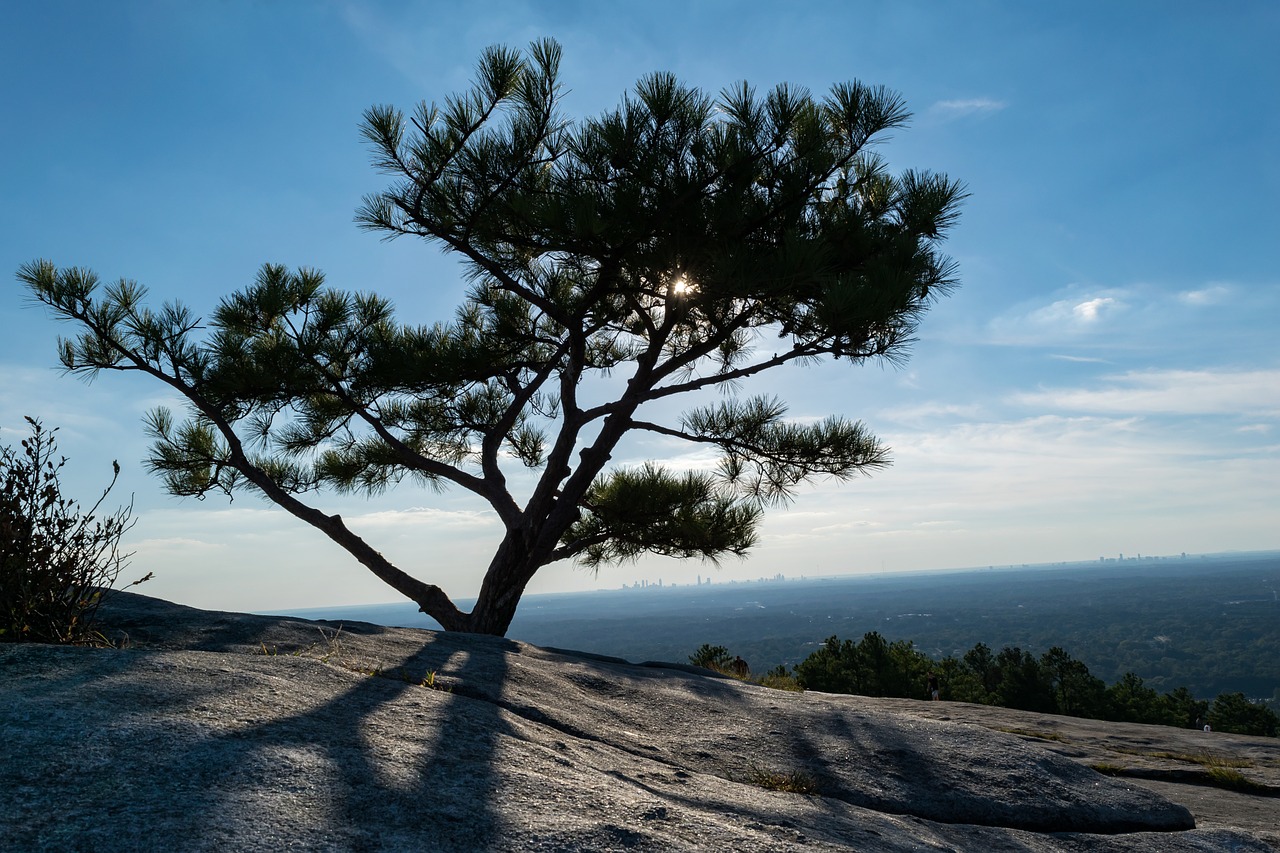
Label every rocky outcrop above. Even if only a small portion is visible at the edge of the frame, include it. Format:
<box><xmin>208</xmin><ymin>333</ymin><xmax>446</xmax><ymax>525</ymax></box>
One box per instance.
<box><xmin>1</xmin><ymin>592</ymin><xmax>1275</xmax><ymax>851</ymax></box>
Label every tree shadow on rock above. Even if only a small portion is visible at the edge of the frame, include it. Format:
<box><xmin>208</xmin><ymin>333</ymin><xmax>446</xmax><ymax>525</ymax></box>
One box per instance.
<box><xmin>0</xmin><ymin>632</ymin><xmax>516</xmax><ymax>851</ymax></box>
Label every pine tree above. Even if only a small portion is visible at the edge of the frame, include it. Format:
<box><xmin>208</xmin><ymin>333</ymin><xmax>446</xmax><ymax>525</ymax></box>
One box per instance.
<box><xmin>19</xmin><ymin>40</ymin><xmax>965</xmax><ymax>635</ymax></box>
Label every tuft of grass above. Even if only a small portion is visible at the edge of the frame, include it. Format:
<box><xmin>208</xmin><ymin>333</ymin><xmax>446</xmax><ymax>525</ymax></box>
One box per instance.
<box><xmin>1170</xmin><ymin>752</ymin><xmax>1251</xmax><ymax>769</ymax></box>
<box><xmin>1204</xmin><ymin>766</ymin><xmax>1269</xmax><ymax>793</ymax></box>
<box><xmin>256</xmin><ymin>625</ymin><xmax>346</xmax><ymax>660</ymax></box>
<box><xmin>742</xmin><ymin>764</ymin><xmax>820</xmax><ymax>795</ymax></box>
<box><xmin>754</xmin><ymin>672</ymin><xmax>805</xmax><ymax>692</ymax></box>
<box><xmin>996</xmin><ymin>727</ymin><xmax>1067</xmax><ymax>743</ymax></box>
<box><xmin>413</xmin><ymin>669</ymin><xmax>447</xmax><ymax>691</ymax></box>
<box><xmin>1093</xmin><ymin>754</ymin><xmax>1273</xmax><ymax>795</ymax></box>
<box><xmin>314</xmin><ymin>626</ymin><xmax>344</xmax><ymax>663</ymax></box>
<box><xmin>92</xmin><ymin>630</ymin><xmax>134</xmax><ymax>649</ymax></box>
<box><xmin>359</xmin><ymin>665</ymin><xmax>451</xmax><ymax>692</ymax></box>
<box><xmin>1108</xmin><ymin>747</ymin><xmax>1252</xmax><ymax>769</ymax></box>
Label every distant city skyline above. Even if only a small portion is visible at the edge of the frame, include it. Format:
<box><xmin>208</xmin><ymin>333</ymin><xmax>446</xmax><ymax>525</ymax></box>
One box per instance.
<box><xmin>2</xmin><ymin>3</ymin><xmax>1277</xmax><ymax>612</ymax></box>
<box><xmin>612</xmin><ymin>549</ymin><xmax>1252</xmax><ymax>593</ymax></box>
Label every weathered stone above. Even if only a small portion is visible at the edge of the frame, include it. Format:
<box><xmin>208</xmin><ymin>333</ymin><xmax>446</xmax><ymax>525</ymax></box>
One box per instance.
<box><xmin>0</xmin><ymin>592</ymin><xmax>1274</xmax><ymax>851</ymax></box>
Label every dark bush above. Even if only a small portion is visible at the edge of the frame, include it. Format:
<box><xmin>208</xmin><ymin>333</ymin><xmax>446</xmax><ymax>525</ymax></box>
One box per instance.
<box><xmin>0</xmin><ymin>417</ymin><xmax>146</xmax><ymax>644</ymax></box>
<box><xmin>1207</xmin><ymin>692</ymin><xmax>1279</xmax><ymax>737</ymax></box>
<box><xmin>793</xmin><ymin>633</ymin><xmax>934</xmax><ymax>699</ymax></box>
<box><xmin>689</xmin><ymin>644</ymin><xmax>733</xmax><ymax>672</ymax></box>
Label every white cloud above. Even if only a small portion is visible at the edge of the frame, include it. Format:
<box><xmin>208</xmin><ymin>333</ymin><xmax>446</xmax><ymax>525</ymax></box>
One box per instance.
<box><xmin>986</xmin><ymin>288</ymin><xmax>1129</xmax><ymax>344</ymax></box>
<box><xmin>930</xmin><ymin>98</ymin><xmax>1008</xmax><ymax>118</ymax></box>
<box><xmin>738</xmin><ymin>403</ymin><xmax>1280</xmax><ymax>578</ymax></box>
<box><xmin>1011</xmin><ymin>368</ymin><xmax>1280</xmax><ymax>417</ymax></box>
<box><xmin>1049</xmin><ymin>354</ymin><xmax>1112</xmax><ymax>364</ymax></box>
<box><xmin>811</xmin><ymin>519</ymin><xmax>880</xmax><ymax>534</ymax></box>
<box><xmin>347</xmin><ymin>507</ymin><xmax>500</xmax><ymax>531</ymax></box>
<box><xmin>1072</xmin><ymin>297</ymin><xmax>1115</xmax><ymax>322</ymax></box>
<box><xmin>613</xmin><ymin>441</ymin><xmax>724</xmax><ymax>473</ymax></box>
<box><xmin>1178</xmin><ymin>284</ymin><xmax>1233</xmax><ymax>306</ymax></box>
<box><xmin>1030</xmin><ymin>294</ymin><xmax>1123</xmax><ymax>327</ymax></box>
<box><xmin>984</xmin><ymin>281</ymin><xmax>1277</xmax><ymax>351</ymax></box>
<box><xmin>879</xmin><ymin>402</ymin><xmax>985</xmax><ymax>424</ymax></box>
<box><xmin>133</xmin><ymin>537</ymin><xmax>227</xmax><ymax>552</ymax></box>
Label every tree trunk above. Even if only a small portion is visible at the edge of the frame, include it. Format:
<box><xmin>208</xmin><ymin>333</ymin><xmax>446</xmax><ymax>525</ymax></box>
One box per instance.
<box><xmin>448</xmin><ymin>527</ymin><xmax>540</xmax><ymax>636</ymax></box>
<box><xmin>462</xmin><ymin>591</ymin><xmax>525</xmax><ymax>636</ymax></box>
<box><xmin>420</xmin><ymin>403</ymin><xmax>639</xmax><ymax>636</ymax></box>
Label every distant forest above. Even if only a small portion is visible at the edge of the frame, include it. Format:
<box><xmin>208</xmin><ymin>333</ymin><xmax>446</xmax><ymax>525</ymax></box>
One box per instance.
<box><xmin>505</xmin><ymin>553</ymin><xmax>1280</xmax><ymax>703</ymax></box>
<box><xmin>689</xmin><ymin>633</ymin><xmax>1278</xmax><ymax>737</ymax></box>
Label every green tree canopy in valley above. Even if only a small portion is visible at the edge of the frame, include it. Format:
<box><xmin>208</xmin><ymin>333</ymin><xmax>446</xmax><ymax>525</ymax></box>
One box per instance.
<box><xmin>19</xmin><ymin>40</ymin><xmax>964</xmax><ymax>635</ymax></box>
<box><xmin>781</xmin><ymin>632</ymin><xmax>1278</xmax><ymax>737</ymax></box>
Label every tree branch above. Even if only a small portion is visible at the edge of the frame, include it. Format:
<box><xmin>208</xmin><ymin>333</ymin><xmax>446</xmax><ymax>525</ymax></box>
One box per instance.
<box><xmin>26</xmin><ymin>277</ymin><xmax>470</xmax><ymax>628</ymax></box>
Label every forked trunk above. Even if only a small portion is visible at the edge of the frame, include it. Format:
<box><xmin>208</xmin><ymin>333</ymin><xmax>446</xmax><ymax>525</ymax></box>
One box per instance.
<box><xmin>417</xmin><ymin>412</ymin><xmax>632</xmax><ymax>636</ymax></box>
<box><xmin>461</xmin><ymin>589</ymin><xmax>525</xmax><ymax>636</ymax></box>
<box><xmin>428</xmin><ymin>528</ymin><xmax>540</xmax><ymax>636</ymax></box>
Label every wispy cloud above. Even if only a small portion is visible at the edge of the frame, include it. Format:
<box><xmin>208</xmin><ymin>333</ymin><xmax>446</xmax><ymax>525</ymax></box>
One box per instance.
<box><xmin>987</xmin><ymin>289</ymin><xmax>1128</xmax><ymax>344</ymax></box>
<box><xmin>1070</xmin><ymin>297</ymin><xmax>1115</xmax><ymax>322</ymax></box>
<box><xmin>981</xmin><ymin>280</ymin><xmax>1280</xmax><ymax>355</ymax></box>
<box><xmin>348</xmin><ymin>507</ymin><xmax>500</xmax><ymax>531</ymax></box>
<box><xmin>879</xmin><ymin>402</ymin><xmax>985</xmax><ymax>425</ymax></box>
<box><xmin>336</xmin><ymin>3</ymin><xmax>475</xmax><ymax>90</ymax></box>
<box><xmin>1178</xmin><ymin>284</ymin><xmax>1233</xmax><ymax>305</ymax></box>
<box><xmin>1011</xmin><ymin>368</ymin><xmax>1280</xmax><ymax>417</ymax></box>
<box><xmin>1049</xmin><ymin>354</ymin><xmax>1112</xmax><ymax>363</ymax></box>
<box><xmin>930</xmin><ymin>97</ymin><xmax>1007</xmax><ymax>118</ymax></box>
<box><xmin>1026</xmin><ymin>294</ymin><xmax>1124</xmax><ymax>327</ymax></box>
<box><xmin>133</xmin><ymin>537</ymin><xmax>227</xmax><ymax>552</ymax></box>
<box><xmin>750</xmin><ymin>406</ymin><xmax>1279</xmax><ymax>571</ymax></box>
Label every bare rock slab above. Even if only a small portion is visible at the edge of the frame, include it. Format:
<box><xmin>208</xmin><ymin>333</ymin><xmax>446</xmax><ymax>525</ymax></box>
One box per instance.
<box><xmin>0</xmin><ymin>592</ymin><xmax>1273</xmax><ymax>851</ymax></box>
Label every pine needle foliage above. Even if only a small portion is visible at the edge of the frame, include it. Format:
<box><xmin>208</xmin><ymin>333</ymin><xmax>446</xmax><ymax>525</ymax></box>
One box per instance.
<box><xmin>19</xmin><ymin>40</ymin><xmax>965</xmax><ymax>635</ymax></box>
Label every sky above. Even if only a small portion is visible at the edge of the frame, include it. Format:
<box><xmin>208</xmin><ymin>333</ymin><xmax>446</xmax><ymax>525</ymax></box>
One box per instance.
<box><xmin>2</xmin><ymin>1</ymin><xmax>1277</xmax><ymax>615</ymax></box>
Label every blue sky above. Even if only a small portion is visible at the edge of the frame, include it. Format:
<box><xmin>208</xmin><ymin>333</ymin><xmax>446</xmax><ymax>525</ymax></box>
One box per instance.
<box><xmin>2</xmin><ymin>2</ymin><xmax>1277</xmax><ymax>613</ymax></box>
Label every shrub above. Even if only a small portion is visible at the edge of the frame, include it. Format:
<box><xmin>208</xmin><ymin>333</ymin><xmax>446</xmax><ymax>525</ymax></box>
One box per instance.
<box><xmin>689</xmin><ymin>644</ymin><xmax>733</xmax><ymax>672</ymax></box>
<box><xmin>756</xmin><ymin>664</ymin><xmax>804</xmax><ymax>692</ymax></box>
<box><xmin>792</xmin><ymin>632</ymin><xmax>934</xmax><ymax>698</ymax></box>
<box><xmin>1207</xmin><ymin>692</ymin><xmax>1280</xmax><ymax>737</ymax></box>
<box><xmin>0</xmin><ymin>417</ymin><xmax>146</xmax><ymax>644</ymax></box>
<box><xmin>742</xmin><ymin>764</ymin><xmax>820</xmax><ymax>795</ymax></box>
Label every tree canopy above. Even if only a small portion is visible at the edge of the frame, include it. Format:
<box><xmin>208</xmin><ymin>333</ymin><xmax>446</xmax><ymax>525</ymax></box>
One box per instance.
<box><xmin>779</xmin><ymin>633</ymin><xmax>1279</xmax><ymax>737</ymax></box>
<box><xmin>20</xmin><ymin>40</ymin><xmax>965</xmax><ymax>635</ymax></box>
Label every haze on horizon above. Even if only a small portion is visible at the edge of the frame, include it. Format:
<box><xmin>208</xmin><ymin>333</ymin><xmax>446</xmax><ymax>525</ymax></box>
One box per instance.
<box><xmin>2</xmin><ymin>2</ymin><xmax>1276</xmax><ymax>613</ymax></box>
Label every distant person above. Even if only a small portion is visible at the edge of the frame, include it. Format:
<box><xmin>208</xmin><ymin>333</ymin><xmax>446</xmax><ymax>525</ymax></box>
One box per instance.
<box><xmin>1203</xmin><ymin>723</ymin><xmax>1212</xmax><ymax>732</ymax></box>
<box><xmin>927</xmin><ymin>672</ymin><xmax>940</xmax><ymax>701</ymax></box>
<box><xmin>732</xmin><ymin>656</ymin><xmax>750</xmax><ymax>678</ymax></box>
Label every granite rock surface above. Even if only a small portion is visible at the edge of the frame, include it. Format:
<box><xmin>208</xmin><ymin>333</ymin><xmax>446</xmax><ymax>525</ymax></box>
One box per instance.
<box><xmin>1</xmin><ymin>592</ymin><xmax>1276</xmax><ymax>851</ymax></box>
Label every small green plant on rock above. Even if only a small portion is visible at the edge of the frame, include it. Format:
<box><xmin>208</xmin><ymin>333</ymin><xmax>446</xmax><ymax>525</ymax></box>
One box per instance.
<box><xmin>1090</xmin><ymin>763</ymin><xmax>1126</xmax><ymax>776</ymax></box>
<box><xmin>757</xmin><ymin>665</ymin><xmax>804</xmax><ymax>692</ymax></box>
<box><xmin>689</xmin><ymin>647</ymin><xmax>804</xmax><ymax>691</ymax></box>
<box><xmin>1203</xmin><ymin>766</ymin><xmax>1269</xmax><ymax>793</ymax></box>
<box><xmin>995</xmin><ymin>727</ymin><xmax>1067</xmax><ymax>743</ymax></box>
<box><xmin>0</xmin><ymin>417</ymin><xmax>147</xmax><ymax>644</ymax></box>
<box><xmin>1116</xmin><ymin>749</ymin><xmax>1252</xmax><ymax>769</ymax></box>
<box><xmin>742</xmin><ymin>763</ymin><xmax>820</xmax><ymax>795</ymax></box>
<box><xmin>258</xmin><ymin>625</ymin><xmax>347</xmax><ymax>661</ymax></box>
<box><xmin>361</xmin><ymin>665</ymin><xmax>451</xmax><ymax>692</ymax></box>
